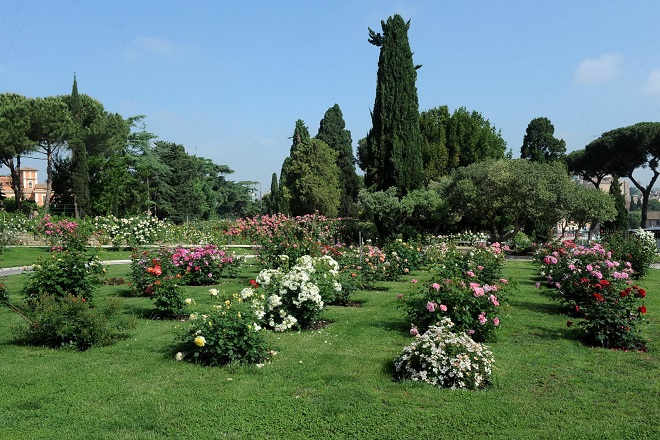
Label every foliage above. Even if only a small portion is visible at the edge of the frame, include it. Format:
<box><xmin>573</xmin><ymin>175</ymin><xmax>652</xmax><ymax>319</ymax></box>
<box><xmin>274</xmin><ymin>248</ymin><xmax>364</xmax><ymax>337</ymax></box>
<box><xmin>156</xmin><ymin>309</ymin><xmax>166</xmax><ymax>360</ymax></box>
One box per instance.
<box><xmin>443</xmin><ymin>159</ymin><xmax>574</xmax><ymax>241</ymax></box>
<box><xmin>22</xmin><ymin>251</ymin><xmax>105</xmax><ymax>303</ymax></box>
<box><xmin>394</xmin><ymin>317</ymin><xmax>494</xmax><ymax>390</ymax></box>
<box><xmin>565</xmin><ymin>184</ymin><xmax>617</xmax><ymax>239</ymax></box>
<box><xmin>150</xmin><ymin>275</ymin><xmax>188</xmax><ymax>319</ymax></box>
<box><xmin>602</xmin><ymin>229</ymin><xmax>657</xmax><ymax>279</ymax></box>
<box><xmin>534</xmin><ymin>241</ymin><xmax>648</xmax><ymax>350</ymax></box>
<box><xmin>570</xmin><ymin>122</ymin><xmax>660</xmax><ymax>228</ymax></box>
<box><xmin>361</xmin><ymin>14</ymin><xmax>423</xmax><ymax>195</ymax></box>
<box><xmin>12</xmin><ymin>294</ymin><xmax>133</xmax><ymax>351</ymax></box>
<box><xmin>92</xmin><ymin>215</ymin><xmax>165</xmax><ymax>248</ymax></box>
<box><xmin>0</xmin><ymin>276</ymin><xmax>7</xmax><ymax>303</ymax></box>
<box><xmin>176</xmin><ymin>290</ymin><xmax>271</xmax><ymax>366</ymax></box>
<box><xmin>401</xmin><ymin>277</ymin><xmax>506</xmax><ymax>343</ymax></box>
<box><xmin>228</xmin><ymin>213</ymin><xmax>339</xmax><ymax>269</ymax></box>
<box><xmin>357</xmin><ymin>185</ymin><xmax>447</xmax><ymax>237</ymax></box>
<box><xmin>520</xmin><ymin>117</ymin><xmax>566</xmax><ymax>163</ymax></box>
<box><xmin>603</xmin><ymin>176</ymin><xmax>629</xmax><ymax>231</ymax></box>
<box><xmin>0</xmin><ymin>93</ymin><xmax>36</xmax><ymax>209</ymax></box>
<box><xmin>445</xmin><ymin>106</ymin><xmax>508</xmax><ymax>170</ymax></box>
<box><xmin>35</xmin><ymin>214</ymin><xmax>92</xmax><ymax>251</ymax></box>
<box><xmin>511</xmin><ymin>231</ymin><xmax>533</xmax><ymax>252</ymax></box>
<box><xmin>281</xmin><ymin>135</ymin><xmax>341</xmax><ymax>217</ymax></box>
<box><xmin>316</xmin><ymin>104</ymin><xmax>361</xmax><ymax>217</ymax></box>
<box><xmin>253</xmin><ymin>255</ymin><xmax>342</xmax><ymax>330</ymax></box>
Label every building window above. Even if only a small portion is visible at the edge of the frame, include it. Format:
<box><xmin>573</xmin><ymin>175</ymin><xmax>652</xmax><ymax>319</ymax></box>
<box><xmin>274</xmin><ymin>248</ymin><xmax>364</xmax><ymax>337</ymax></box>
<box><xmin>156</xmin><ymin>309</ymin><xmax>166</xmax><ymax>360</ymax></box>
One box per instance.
<box><xmin>28</xmin><ymin>181</ymin><xmax>33</xmax><ymax>189</ymax></box>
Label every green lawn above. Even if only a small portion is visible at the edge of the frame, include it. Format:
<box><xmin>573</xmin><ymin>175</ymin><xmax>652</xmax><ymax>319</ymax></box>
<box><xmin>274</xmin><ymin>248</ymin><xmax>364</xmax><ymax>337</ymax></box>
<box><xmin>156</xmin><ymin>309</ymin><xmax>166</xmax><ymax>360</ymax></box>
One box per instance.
<box><xmin>0</xmin><ymin>260</ymin><xmax>658</xmax><ymax>439</ymax></box>
<box><xmin>0</xmin><ymin>245</ymin><xmax>255</xmax><ymax>269</ymax></box>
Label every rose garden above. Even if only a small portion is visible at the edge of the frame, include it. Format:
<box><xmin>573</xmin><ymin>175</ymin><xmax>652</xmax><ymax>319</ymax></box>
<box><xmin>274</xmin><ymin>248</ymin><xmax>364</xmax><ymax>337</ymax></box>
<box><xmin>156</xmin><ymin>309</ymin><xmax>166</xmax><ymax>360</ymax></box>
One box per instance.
<box><xmin>0</xmin><ymin>212</ymin><xmax>658</xmax><ymax>438</ymax></box>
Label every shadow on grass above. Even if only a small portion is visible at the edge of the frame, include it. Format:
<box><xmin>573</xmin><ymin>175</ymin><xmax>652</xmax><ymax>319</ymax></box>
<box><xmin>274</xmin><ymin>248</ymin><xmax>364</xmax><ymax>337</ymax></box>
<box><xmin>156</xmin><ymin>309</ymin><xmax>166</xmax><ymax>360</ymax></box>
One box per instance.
<box><xmin>524</xmin><ymin>324</ymin><xmax>580</xmax><ymax>342</ymax></box>
<box><xmin>509</xmin><ymin>298</ymin><xmax>565</xmax><ymax>316</ymax></box>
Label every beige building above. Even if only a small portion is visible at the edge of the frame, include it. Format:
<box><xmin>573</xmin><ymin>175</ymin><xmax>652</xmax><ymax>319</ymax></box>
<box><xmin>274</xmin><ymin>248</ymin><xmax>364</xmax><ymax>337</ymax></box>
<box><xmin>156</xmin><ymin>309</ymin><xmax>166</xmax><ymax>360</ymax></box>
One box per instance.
<box><xmin>0</xmin><ymin>167</ymin><xmax>49</xmax><ymax>206</ymax></box>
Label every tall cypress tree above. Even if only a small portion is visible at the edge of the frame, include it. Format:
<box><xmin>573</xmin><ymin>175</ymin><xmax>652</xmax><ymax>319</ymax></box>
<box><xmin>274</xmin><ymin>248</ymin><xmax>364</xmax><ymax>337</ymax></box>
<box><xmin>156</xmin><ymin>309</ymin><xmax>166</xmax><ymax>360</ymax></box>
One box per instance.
<box><xmin>69</xmin><ymin>74</ymin><xmax>90</xmax><ymax>217</ymax></box>
<box><xmin>603</xmin><ymin>176</ymin><xmax>629</xmax><ymax>231</ymax></box>
<box><xmin>364</xmin><ymin>14</ymin><xmax>423</xmax><ymax>195</ymax></box>
<box><xmin>316</xmin><ymin>104</ymin><xmax>360</xmax><ymax>217</ymax></box>
<box><xmin>280</xmin><ymin>120</ymin><xmax>310</xmax><ymax>215</ymax></box>
<box><xmin>266</xmin><ymin>172</ymin><xmax>283</xmax><ymax>214</ymax></box>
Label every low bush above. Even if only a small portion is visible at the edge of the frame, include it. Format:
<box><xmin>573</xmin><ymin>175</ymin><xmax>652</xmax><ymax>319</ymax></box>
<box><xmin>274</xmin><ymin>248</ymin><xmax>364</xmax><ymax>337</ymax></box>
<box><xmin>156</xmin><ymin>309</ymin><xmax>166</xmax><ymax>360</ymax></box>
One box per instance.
<box><xmin>12</xmin><ymin>294</ymin><xmax>134</xmax><ymax>351</ymax></box>
<box><xmin>22</xmin><ymin>251</ymin><xmax>105</xmax><ymax>303</ymax></box>
<box><xmin>175</xmin><ymin>289</ymin><xmax>271</xmax><ymax>366</ymax></box>
<box><xmin>401</xmin><ymin>277</ymin><xmax>506</xmax><ymax>342</ymax></box>
<box><xmin>394</xmin><ymin>317</ymin><xmax>494</xmax><ymax>390</ymax></box>
<box><xmin>602</xmin><ymin>229</ymin><xmax>657</xmax><ymax>279</ymax></box>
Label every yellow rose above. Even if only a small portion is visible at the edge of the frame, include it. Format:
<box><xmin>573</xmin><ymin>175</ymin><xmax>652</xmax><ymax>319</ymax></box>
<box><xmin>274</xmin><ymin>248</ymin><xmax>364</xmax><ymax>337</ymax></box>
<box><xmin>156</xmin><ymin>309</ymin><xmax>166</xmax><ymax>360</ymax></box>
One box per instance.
<box><xmin>194</xmin><ymin>336</ymin><xmax>206</xmax><ymax>347</ymax></box>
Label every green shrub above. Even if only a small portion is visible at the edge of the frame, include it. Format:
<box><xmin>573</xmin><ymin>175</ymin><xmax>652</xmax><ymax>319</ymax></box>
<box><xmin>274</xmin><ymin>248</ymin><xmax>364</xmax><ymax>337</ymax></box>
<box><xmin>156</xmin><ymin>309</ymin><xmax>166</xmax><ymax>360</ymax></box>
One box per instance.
<box><xmin>22</xmin><ymin>251</ymin><xmax>105</xmax><ymax>303</ymax></box>
<box><xmin>150</xmin><ymin>276</ymin><xmax>188</xmax><ymax>319</ymax></box>
<box><xmin>394</xmin><ymin>317</ymin><xmax>494</xmax><ymax>390</ymax></box>
<box><xmin>175</xmin><ymin>290</ymin><xmax>271</xmax><ymax>366</ymax></box>
<box><xmin>12</xmin><ymin>294</ymin><xmax>134</xmax><ymax>351</ymax></box>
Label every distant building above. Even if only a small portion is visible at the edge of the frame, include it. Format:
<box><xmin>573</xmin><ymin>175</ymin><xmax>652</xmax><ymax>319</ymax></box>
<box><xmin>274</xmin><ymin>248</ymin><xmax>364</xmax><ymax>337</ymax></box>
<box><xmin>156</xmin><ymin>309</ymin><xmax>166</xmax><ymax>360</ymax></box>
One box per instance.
<box><xmin>0</xmin><ymin>167</ymin><xmax>49</xmax><ymax>206</ymax></box>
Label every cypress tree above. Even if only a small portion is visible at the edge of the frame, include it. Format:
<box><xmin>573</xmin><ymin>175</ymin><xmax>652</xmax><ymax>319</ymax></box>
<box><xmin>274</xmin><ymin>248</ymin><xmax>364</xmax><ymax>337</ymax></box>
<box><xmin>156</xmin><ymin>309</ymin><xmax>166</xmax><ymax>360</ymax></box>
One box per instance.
<box><xmin>316</xmin><ymin>104</ymin><xmax>360</xmax><ymax>217</ymax></box>
<box><xmin>266</xmin><ymin>172</ymin><xmax>283</xmax><ymax>214</ymax></box>
<box><xmin>69</xmin><ymin>74</ymin><xmax>90</xmax><ymax>217</ymax></box>
<box><xmin>603</xmin><ymin>176</ymin><xmax>629</xmax><ymax>231</ymax></box>
<box><xmin>364</xmin><ymin>14</ymin><xmax>423</xmax><ymax>195</ymax></box>
<box><xmin>280</xmin><ymin>120</ymin><xmax>311</xmax><ymax>215</ymax></box>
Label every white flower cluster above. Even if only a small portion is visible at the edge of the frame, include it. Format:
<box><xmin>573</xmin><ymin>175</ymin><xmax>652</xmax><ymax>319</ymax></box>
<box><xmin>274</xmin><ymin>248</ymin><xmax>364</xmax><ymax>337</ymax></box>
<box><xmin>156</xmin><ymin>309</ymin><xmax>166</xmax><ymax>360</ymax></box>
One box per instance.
<box><xmin>394</xmin><ymin>317</ymin><xmax>494</xmax><ymax>390</ymax></box>
<box><xmin>252</xmin><ymin>255</ymin><xmax>342</xmax><ymax>331</ymax></box>
<box><xmin>93</xmin><ymin>215</ymin><xmax>165</xmax><ymax>247</ymax></box>
<box><xmin>631</xmin><ymin>228</ymin><xmax>658</xmax><ymax>255</ymax></box>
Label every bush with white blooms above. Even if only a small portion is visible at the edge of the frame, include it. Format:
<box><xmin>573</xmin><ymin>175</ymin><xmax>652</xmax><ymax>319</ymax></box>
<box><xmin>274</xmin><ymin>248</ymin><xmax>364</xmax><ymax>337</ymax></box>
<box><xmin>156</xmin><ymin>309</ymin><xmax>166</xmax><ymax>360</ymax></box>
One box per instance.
<box><xmin>394</xmin><ymin>317</ymin><xmax>494</xmax><ymax>390</ymax></box>
<box><xmin>248</xmin><ymin>255</ymin><xmax>342</xmax><ymax>330</ymax></box>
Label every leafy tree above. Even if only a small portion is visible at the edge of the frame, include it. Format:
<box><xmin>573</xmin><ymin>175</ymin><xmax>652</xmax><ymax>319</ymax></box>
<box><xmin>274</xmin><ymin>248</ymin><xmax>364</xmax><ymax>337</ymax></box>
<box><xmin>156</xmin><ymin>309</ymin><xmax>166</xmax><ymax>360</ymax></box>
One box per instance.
<box><xmin>316</xmin><ymin>104</ymin><xmax>360</xmax><ymax>217</ymax></box>
<box><xmin>566</xmin><ymin>184</ymin><xmax>617</xmax><ymax>240</ymax></box>
<box><xmin>443</xmin><ymin>159</ymin><xmax>573</xmax><ymax>241</ymax></box>
<box><xmin>0</xmin><ymin>93</ymin><xmax>35</xmax><ymax>209</ymax></box>
<box><xmin>363</xmin><ymin>14</ymin><xmax>423</xmax><ymax>195</ymax></box>
<box><xmin>27</xmin><ymin>96</ymin><xmax>73</xmax><ymax>213</ymax></box>
<box><xmin>281</xmin><ymin>137</ymin><xmax>341</xmax><ymax>217</ymax></box>
<box><xmin>419</xmin><ymin>106</ymin><xmax>450</xmax><ymax>182</ymax></box>
<box><xmin>446</xmin><ymin>107</ymin><xmax>507</xmax><ymax>169</ymax></box>
<box><xmin>357</xmin><ymin>184</ymin><xmax>447</xmax><ymax>238</ymax></box>
<box><xmin>265</xmin><ymin>172</ymin><xmax>284</xmax><ymax>214</ymax></box>
<box><xmin>418</xmin><ymin>106</ymin><xmax>507</xmax><ymax>183</ymax></box>
<box><xmin>520</xmin><ymin>117</ymin><xmax>566</xmax><ymax>163</ymax></box>
<box><xmin>575</xmin><ymin>122</ymin><xmax>660</xmax><ymax>228</ymax></box>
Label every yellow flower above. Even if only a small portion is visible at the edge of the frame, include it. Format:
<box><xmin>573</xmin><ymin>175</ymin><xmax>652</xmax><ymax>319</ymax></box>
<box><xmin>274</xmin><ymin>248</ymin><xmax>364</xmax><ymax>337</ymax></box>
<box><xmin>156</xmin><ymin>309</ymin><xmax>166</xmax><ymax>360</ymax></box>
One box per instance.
<box><xmin>209</xmin><ymin>288</ymin><xmax>219</xmax><ymax>296</ymax></box>
<box><xmin>194</xmin><ymin>336</ymin><xmax>206</xmax><ymax>347</ymax></box>
<box><xmin>237</xmin><ymin>312</ymin><xmax>242</xmax><ymax>318</ymax></box>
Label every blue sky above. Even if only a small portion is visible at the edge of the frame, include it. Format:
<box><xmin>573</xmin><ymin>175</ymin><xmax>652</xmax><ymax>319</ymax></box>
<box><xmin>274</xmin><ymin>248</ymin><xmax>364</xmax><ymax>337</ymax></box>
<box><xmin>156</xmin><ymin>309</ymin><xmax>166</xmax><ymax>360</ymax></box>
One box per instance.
<box><xmin>2</xmin><ymin>0</ymin><xmax>660</xmax><ymax>190</ymax></box>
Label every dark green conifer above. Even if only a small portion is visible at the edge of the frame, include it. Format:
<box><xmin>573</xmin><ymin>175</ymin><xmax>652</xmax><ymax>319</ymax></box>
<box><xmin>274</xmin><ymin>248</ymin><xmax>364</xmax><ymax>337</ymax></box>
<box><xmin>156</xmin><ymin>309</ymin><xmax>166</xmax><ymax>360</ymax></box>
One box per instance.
<box><xmin>316</xmin><ymin>104</ymin><xmax>360</xmax><ymax>217</ymax></box>
<box><xmin>363</xmin><ymin>14</ymin><xmax>423</xmax><ymax>195</ymax></box>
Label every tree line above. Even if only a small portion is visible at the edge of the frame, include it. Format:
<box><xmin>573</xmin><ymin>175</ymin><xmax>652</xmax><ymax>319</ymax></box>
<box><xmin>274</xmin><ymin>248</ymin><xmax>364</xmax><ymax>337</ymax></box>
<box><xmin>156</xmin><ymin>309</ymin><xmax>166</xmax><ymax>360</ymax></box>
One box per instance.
<box><xmin>0</xmin><ymin>77</ymin><xmax>256</xmax><ymax>219</ymax></box>
<box><xmin>268</xmin><ymin>13</ymin><xmax>643</xmax><ymax>240</ymax></box>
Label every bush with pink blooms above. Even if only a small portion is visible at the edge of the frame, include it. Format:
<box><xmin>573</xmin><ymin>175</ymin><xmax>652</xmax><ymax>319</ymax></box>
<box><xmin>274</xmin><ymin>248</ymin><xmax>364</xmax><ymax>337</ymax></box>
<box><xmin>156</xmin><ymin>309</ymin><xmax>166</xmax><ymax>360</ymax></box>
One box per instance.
<box><xmin>227</xmin><ymin>213</ymin><xmax>339</xmax><ymax>268</ymax></box>
<box><xmin>400</xmin><ymin>276</ymin><xmax>506</xmax><ymax>342</ymax></box>
<box><xmin>171</xmin><ymin>244</ymin><xmax>240</xmax><ymax>285</ymax></box>
<box><xmin>36</xmin><ymin>215</ymin><xmax>92</xmax><ymax>251</ymax></box>
<box><xmin>535</xmin><ymin>241</ymin><xmax>649</xmax><ymax>350</ymax></box>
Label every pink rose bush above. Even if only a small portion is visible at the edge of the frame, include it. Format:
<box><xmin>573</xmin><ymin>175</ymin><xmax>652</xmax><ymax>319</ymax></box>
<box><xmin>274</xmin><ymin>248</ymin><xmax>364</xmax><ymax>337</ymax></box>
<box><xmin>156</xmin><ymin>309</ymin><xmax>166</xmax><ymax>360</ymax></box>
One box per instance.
<box><xmin>399</xmin><ymin>241</ymin><xmax>508</xmax><ymax>342</ymax></box>
<box><xmin>535</xmin><ymin>241</ymin><xmax>649</xmax><ymax>350</ymax></box>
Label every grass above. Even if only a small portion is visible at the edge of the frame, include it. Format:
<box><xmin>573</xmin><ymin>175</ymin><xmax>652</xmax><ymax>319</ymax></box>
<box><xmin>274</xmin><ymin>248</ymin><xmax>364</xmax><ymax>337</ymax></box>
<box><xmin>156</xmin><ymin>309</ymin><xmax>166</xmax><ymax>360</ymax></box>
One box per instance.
<box><xmin>0</xmin><ymin>245</ymin><xmax>255</xmax><ymax>269</ymax></box>
<box><xmin>1</xmin><ymin>259</ymin><xmax>659</xmax><ymax>439</ymax></box>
